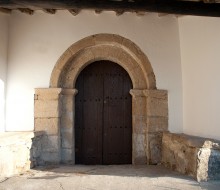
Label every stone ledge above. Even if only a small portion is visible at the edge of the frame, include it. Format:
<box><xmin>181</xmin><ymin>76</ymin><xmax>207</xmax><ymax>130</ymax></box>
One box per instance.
<box><xmin>162</xmin><ymin>132</ymin><xmax>220</xmax><ymax>181</ymax></box>
<box><xmin>0</xmin><ymin>132</ymin><xmax>45</xmax><ymax>177</ymax></box>
<box><xmin>0</xmin><ymin>132</ymin><xmax>44</xmax><ymax>147</ymax></box>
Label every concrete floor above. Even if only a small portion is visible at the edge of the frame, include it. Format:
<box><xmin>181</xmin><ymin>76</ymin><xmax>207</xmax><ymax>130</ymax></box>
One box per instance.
<box><xmin>0</xmin><ymin>165</ymin><xmax>220</xmax><ymax>190</ymax></box>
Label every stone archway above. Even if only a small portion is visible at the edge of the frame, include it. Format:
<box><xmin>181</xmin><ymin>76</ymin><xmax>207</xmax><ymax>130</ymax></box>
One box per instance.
<box><xmin>34</xmin><ymin>34</ymin><xmax>168</xmax><ymax>165</ymax></box>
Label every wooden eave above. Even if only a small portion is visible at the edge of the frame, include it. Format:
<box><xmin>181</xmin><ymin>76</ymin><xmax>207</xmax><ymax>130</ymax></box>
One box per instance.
<box><xmin>0</xmin><ymin>0</ymin><xmax>220</xmax><ymax>17</ymax></box>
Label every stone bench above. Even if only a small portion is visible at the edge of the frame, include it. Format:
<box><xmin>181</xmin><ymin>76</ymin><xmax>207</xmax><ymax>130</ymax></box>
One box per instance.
<box><xmin>162</xmin><ymin>132</ymin><xmax>220</xmax><ymax>181</ymax></box>
<box><xmin>0</xmin><ymin>132</ymin><xmax>44</xmax><ymax>177</ymax></box>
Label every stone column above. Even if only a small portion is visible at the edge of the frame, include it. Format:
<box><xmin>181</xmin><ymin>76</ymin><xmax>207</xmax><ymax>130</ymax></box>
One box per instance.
<box><xmin>60</xmin><ymin>89</ymin><xmax>78</xmax><ymax>164</ymax></box>
<box><xmin>130</xmin><ymin>89</ymin><xmax>148</xmax><ymax>164</ymax></box>
<box><xmin>34</xmin><ymin>88</ymin><xmax>62</xmax><ymax>165</ymax></box>
<box><xmin>144</xmin><ymin>90</ymin><xmax>168</xmax><ymax>164</ymax></box>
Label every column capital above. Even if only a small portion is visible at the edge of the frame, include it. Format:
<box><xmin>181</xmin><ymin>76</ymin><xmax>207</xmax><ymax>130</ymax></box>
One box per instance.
<box><xmin>129</xmin><ymin>89</ymin><xmax>146</xmax><ymax>97</ymax></box>
<box><xmin>61</xmin><ymin>88</ymin><xmax>78</xmax><ymax>96</ymax></box>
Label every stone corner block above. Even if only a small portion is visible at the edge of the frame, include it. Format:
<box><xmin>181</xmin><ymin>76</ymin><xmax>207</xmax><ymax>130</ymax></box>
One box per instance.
<box><xmin>145</xmin><ymin>90</ymin><xmax>168</xmax><ymax>117</ymax></box>
<box><xmin>162</xmin><ymin>132</ymin><xmax>220</xmax><ymax>181</ymax></box>
<box><xmin>147</xmin><ymin>117</ymin><xmax>168</xmax><ymax>133</ymax></box>
<box><xmin>35</xmin><ymin>88</ymin><xmax>62</xmax><ymax>100</ymax></box>
<box><xmin>148</xmin><ymin>132</ymin><xmax>163</xmax><ymax>164</ymax></box>
<box><xmin>35</xmin><ymin>118</ymin><xmax>60</xmax><ymax>135</ymax></box>
<box><xmin>34</xmin><ymin>99</ymin><xmax>61</xmax><ymax>118</ymax></box>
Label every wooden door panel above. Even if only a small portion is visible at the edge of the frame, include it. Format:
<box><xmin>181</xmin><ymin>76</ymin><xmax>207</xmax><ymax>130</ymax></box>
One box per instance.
<box><xmin>75</xmin><ymin>61</ymin><xmax>132</xmax><ymax>165</ymax></box>
<box><xmin>75</xmin><ymin>62</ymin><xmax>103</xmax><ymax>164</ymax></box>
<box><xmin>103</xmin><ymin>62</ymin><xmax>132</xmax><ymax>164</ymax></box>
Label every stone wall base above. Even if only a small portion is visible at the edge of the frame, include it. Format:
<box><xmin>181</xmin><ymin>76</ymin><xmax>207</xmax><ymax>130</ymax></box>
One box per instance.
<box><xmin>0</xmin><ymin>132</ymin><xmax>44</xmax><ymax>177</ymax></box>
<box><xmin>162</xmin><ymin>132</ymin><xmax>220</xmax><ymax>181</ymax></box>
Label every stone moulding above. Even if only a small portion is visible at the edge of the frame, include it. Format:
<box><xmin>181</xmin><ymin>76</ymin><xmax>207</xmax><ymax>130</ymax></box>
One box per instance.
<box><xmin>34</xmin><ymin>33</ymin><xmax>168</xmax><ymax>166</ymax></box>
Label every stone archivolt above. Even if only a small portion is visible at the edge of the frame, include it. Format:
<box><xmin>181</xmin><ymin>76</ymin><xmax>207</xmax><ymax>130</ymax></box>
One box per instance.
<box><xmin>34</xmin><ymin>34</ymin><xmax>168</xmax><ymax>166</ymax></box>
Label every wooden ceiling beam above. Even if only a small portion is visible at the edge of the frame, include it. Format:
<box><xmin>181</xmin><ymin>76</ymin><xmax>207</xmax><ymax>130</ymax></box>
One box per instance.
<box><xmin>0</xmin><ymin>7</ymin><xmax>11</xmax><ymax>14</ymax></box>
<box><xmin>0</xmin><ymin>0</ymin><xmax>220</xmax><ymax>17</ymax></box>
<box><xmin>43</xmin><ymin>9</ymin><xmax>56</xmax><ymax>14</ymax></box>
<box><xmin>18</xmin><ymin>8</ymin><xmax>34</xmax><ymax>15</ymax></box>
<box><xmin>115</xmin><ymin>10</ymin><xmax>124</xmax><ymax>16</ymax></box>
<box><xmin>69</xmin><ymin>9</ymin><xmax>80</xmax><ymax>16</ymax></box>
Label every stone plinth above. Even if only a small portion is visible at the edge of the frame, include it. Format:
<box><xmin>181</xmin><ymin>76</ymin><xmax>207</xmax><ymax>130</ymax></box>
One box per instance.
<box><xmin>162</xmin><ymin>132</ymin><xmax>220</xmax><ymax>181</ymax></box>
<box><xmin>144</xmin><ymin>90</ymin><xmax>168</xmax><ymax>164</ymax></box>
<box><xmin>34</xmin><ymin>88</ymin><xmax>62</xmax><ymax>165</ymax></box>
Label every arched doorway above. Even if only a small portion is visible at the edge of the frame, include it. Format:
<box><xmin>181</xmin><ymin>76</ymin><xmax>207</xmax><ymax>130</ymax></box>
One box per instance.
<box><xmin>34</xmin><ymin>34</ymin><xmax>168</xmax><ymax>166</ymax></box>
<box><xmin>75</xmin><ymin>61</ymin><xmax>132</xmax><ymax>164</ymax></box>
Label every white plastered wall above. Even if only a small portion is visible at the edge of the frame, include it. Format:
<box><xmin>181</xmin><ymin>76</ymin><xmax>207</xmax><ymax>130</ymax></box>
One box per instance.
<box><xmin>0</xmin><ymin>13</ymin><xmax>8</xmax><ymax>132</ymax></box>
<box><xmin>6</xmin><ymin>10</ymin><xmax>183</xmax><ymax>133</ymax></box>
<box><xmin>179</xmin><ymin>16</ymin><xmax>220</xmax><ymax>140</ymax></box>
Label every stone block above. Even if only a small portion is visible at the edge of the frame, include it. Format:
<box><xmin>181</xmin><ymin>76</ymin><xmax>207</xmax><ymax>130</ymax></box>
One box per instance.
<box><xmin>61</xmin><ymin>114</ymin><xmax>73</xmax><ymax>129</ymax></box>
<box><xmin>133</xmin><ymin>115</ymin><xmax>147</xmax><ymax>134</ymax></box>
<box><xmin>61</xmin><ymin>148</ymin><xmax>74</xmax><ymax>164</ymax></box>
<box><xmin>132</xmin><ymin>133</ymin><xmax>147</xmax><ymax>164</ymax></box>
<box><xmin>162</xmin><ymin>132</ymin><xmax>198</xmax><ymax>178</ymax></box>
<box><xmin>41</xmin><ymin>135</ymin><xmax>60</xmax><ymax>152</ymax></box>
<box><xmin>148</xmin><ymin>132</ymin><xmax>162</xmax><ymax>164</ymax></box>
<box><xmin>35</xmin><ymin>99</ymin><xmax>61</xmax><ymax>118</ymax></box>
<box><xmin>62</xmin><ymin>95</ymin><xmax>74</xmax><ymax>113</ymax></box>
<box><xmin>144</xmin><ymin>90</ymin><xmax>168</xmax><ymax>117</ymax></box>
<box><xmin>35</xmin><ymin>88</ymin><xmax>62</xmax><ymax>100</ymax></box>
<box><xmin>162</xmin><ymin>132</ymin><xmax>220</xmax><ymax>181</ymax></box>
<box><xmin>132</xmin><ymin>97</ymin><xmax>146</xmax><ymax>116</ymax></box>
<box><xmin>61</xmin><ymin>129</ymin><xmax>73</xmax><ymax>149</ymax></box>
<box><xmin>40</xmin><ymin>151</ymin><xmax>61</xmax><ymax>165</ymax></box>
<box><xmin>147</xmin><ymin>117</ymin><xmax>168</xmax><ymax>132</ymax></box>
<box><xmin>35</xmin><ymin>118</ymin><xmax>60</xmax><ymax>135</ymax></box>
<box><xmin>146</xmin><ymin>97</ymin><xmax>168</xmax><ymax>117</ymax></box>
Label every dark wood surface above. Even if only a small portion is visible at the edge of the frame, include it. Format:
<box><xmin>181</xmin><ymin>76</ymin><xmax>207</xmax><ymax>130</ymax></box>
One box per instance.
<box><xmin>0</xmin><ymin>0</ymin><xmax>220</xmax><ymax>17</ymax></box>
<box><xmin>75</xmin><ymin>61</ymin><xmax>132</xmax><ymax>165</ymax></box>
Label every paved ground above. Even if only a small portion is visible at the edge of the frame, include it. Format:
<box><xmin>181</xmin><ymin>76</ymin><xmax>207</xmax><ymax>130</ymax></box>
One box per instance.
<box><xmin>0</xmin><ymin>165</ymin><xmax>220</xmax><ymax>190</ymax></box>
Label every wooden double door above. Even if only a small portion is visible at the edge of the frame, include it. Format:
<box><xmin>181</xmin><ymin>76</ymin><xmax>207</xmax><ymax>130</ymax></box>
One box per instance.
<box><xmin>75</xmin><ymin>61</ymin><xmax>132</xmax><ymax>165</ymax></box>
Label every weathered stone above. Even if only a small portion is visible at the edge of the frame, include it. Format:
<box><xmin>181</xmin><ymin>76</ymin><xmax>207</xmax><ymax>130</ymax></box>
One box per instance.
<box><xmin>207</xmin><ymin>149</ymin><xmax>220</xmax><ymax>180</ymax></box>
<box><xmin>144</xmin><ymin>90</ymin><xmax>168</xmax><ymax>117</ymax></box>
<box><xmin>34</xmin><ymin>34</ymin><xmax>169</xmax><ymax>167</ymax></box>
<box><xmin>62</xmin><ymin>95</ymin><xmax>74</xmax><ymax>113</ymax></box>
<box><xmin>61</xmin><ymin>129</ymin><xmax>73</xmax><ymax>149</ymax></box>
<box><xmin>162</xmin><ymin>132</ymin><xmax>220</xmax><ymax>181</ymax></box>
<box><xmin>148</xmin><ymin>132</ymin><xmax>162</xmax><ymax>164</ymax></box>
<box><xmin>40</xmin><ymin>151</ymin><xmax>60</xmax><ymax>165</ymax></box>
<box><xmin>35</xmin><ymin>88</ymin><xmax>62</xmax><ymax>100</ymax></box>
<box><xmin>147</xmin><ymin>117</ymin><xmax>168</xmax><ymax>132</ymax></box>
<box><xmin>61</xmin><ymin>148</ymin><xmax>74</xmax><ymax>164</ymax></box>
<box><xmin>35</xmin><ymin>118</ymin><xmax>60</xmax><ymax>135</ymax></box>
<box><xmin>35</xmin><ymin>99</ymin><xmax>61</xmax><ymax>118</ymax></box>
<box><xmin>0</xmin><ymin>132</ymin><xmax>44</xmax><ymax>177</ymax></box>
<box><xmin>41</xmin><ymin>135</ymin><xmax>60</xmax><ymax>152</ymax></box>
<box><xmin>133</xmin><ymin>133</ymin><xmax>147</xmax><ymax>164</ymax></box>
<box><xmin>132</xmin><ymin>116</ymin><xmax>147</xmax><ymax>134</ymax></box>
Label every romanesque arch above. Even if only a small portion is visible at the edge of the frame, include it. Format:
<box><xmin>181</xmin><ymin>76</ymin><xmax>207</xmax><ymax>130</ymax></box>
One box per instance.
<box><xmin>34</xmin><ymin>34</ymin><xmax>168</xmax><ymax>165</ymax></box>
<box><xmin>50</xmin><ymin>34</ymin><xmax>156</xmax><ymax>90</ymax></box>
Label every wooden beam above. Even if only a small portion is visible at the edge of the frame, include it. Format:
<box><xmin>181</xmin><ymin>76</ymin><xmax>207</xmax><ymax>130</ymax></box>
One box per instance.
<box><xmin>69</xmin><ymin>9</ymin><xmax>80</xmax><ymax>16</ymax></box>
<box><xmin>0</xmin><ymin>7</ymin><xmax>11</xmax><ymax>14</ymax></box>
<box><xmin>18</xmin><ymin>8</ymin><xmax>34</xmax><ymax>15</ymax></box>
<box><xmin>43</xmin><ymin>9</ymin><xmax>56</xmax><ymax>14</ymax></box>
<box><xmin>95</xmin><ymin>9</ymin><xmax>102</xmax><ymax>14</ymax></box>
<box><xmin>136</xmin><ymin>11</ymin><xmax>145</xmax><ymax>17</ymax></box>
<box><xmin>0</xmin><ymin>0</ymin><xmax>220</xmax><ymax>17</ymax></box>
<box><xmin>115</xmin><ymin>10</ymin><xmax>124</xmax><ymax>16</ymax></box>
